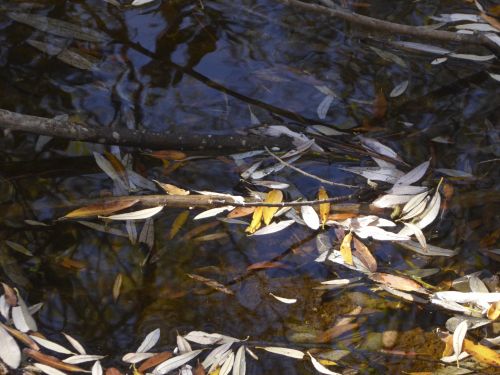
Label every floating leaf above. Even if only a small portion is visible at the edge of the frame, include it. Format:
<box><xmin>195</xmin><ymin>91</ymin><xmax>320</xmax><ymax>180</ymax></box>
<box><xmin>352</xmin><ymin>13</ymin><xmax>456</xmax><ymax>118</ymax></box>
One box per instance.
<box><xmin>245</xmin><ymin>207</ymin><xmax>263</xmax><ymax>234</ymax></box>
<box><xmin>257</xmin><ymin>346</ymin><xmax>304</xmax><ymax>359</ymax></box>
<box><xmin>177</xmin><ymin>334</ymin><xmax>192</xmax><ymax>354</ymax></box>
<box><xmin>12</xmin><ymin>295</ymin><xmax>37</xmax><ymax>332</ymax></box>
<box><xmin>153</xmin><ymin>350</ymin><xmax>203</xmax><ymax>375</ymax></box>
<box><xmin>269</xmin><ymin>293</ymin><xmax>297</xmax><ymax>304</ymax></box>
<box><xmin>148</xmin><ymin>150</ymin><xmax>187</xmax><ymax>160</ymax></box>
<box><xmin>63</xmin><ymin>355</ymin><xmax>106</xmax><ymax>364</ymax></box>
<box><xmin>219</xmin><ymin>351</ymin><xmax>235</xmax><ymax>375</ymax></box>
<box><xmin>137</xmin><ymin>328</ymin><xmax>160</xmax><ymax>353</ymax></box>
<box><xmin>122</xmin><ymin>352</ymin><xmax>155</xmax><ymax>364</ymax></box>
<box><xmin>262</xmin><ymin>190</ymin><xmax>283</xmax><ymax>225</ymax></box>
<box><xmin>195</xmin><ymin>206</ymin><xmax>235</xmax><ymax>220</ymax></box>
<box><xmin>317</xmin><ymin>95</ymin><xmax>334</xmax><ymax>119</ymax></box>
<box><xmin>340</xmin><ymin>232</ymin><xmax>353</xmax><ymax>266</ymax></box>
<box><xmin>154</xmin><ymin>181</ymin><xmax>190</xmax><ymax>195</ymax></box>
<box><xmin>403</xmin><ymin>223</ymin><xmax>427</xmax><ymax>250</ymax></box>
<box><xmin>0</xmin><ymin>325</ymin><xmax>21</xmax><ymax>369</ymax></box>
<box><xmin>463</xmin><ymin>338</ymin><xmax>500</xmax><ymax>366</ymax></box>
<box><xmin>453</xmin><ymin>321</ymin><xmax>468</xmax><ymax>361</ymax></box>
<box><xmin>202</xmin><ymin>342</ymin><xmax>233</xmax><ymax>369</ymax></box>
<box><xmin>307</xmin><ymin>352</ymin><xmax>341</xmax><ymax>375</ymax></box>
<box><xmin>184</xmin><ymin>332</ymin><xmax>239</xmax><ymax>345</ymax></box>
<box><xmin>92</xmin><ymin>361</ymin><xmax>103</xmax><ymax>375</ymax></box>
<box><xmin>247</xmin><ymin>261</ymin><xmax>287</xmax><ymax>271</ymax></box>
<box><xmin>394</xmin><ymin>159</ymin><xmax>430</xmax><ymax>186</ymax></box>
<box><xmin>227</xmin><ymin>207</ymin><xmax>255</xmax><ymax>218</ymax></box>
<box><xmin>352</xmin><ymin>236</ymin><xmax>377</xmax><ymax>272</ymax></box>
<box><xmin>232</xmin><ymin>345</ymin><xmax>246</xmax><ymax>375</ymax></box>
<box><xmin>132</xmin><ymin>0</ymin><xmax>157</xmax><ymax>6</ymax></box>
<box><xmin>62</xmin><ymin>333</ymin><xmax>86</xmax><ymax>355</ymax></box>
<box><xmin>389</xmin><ymin>80</ymin><xmax>409</xmax><ymax>98</ymax></box>
<box><xmin>29</xmin><ymin>335</ymin><xmax>73</xmax><ymax>355</ymax></box>
<box><xmin>373</xmin><ymin>194</ymin><xmax>413</xmax><ymax>208</ymax></box>
<box><xmin>301</xmin><ymin>205</ymin><xmax>320</xmax><ymax>230</ymax></box>
<box><xmin>63</xmin><ymin>198</ymin><xmax>139</xmax><ymax>219</ymax></box>
<box><xmin>251</xmin><ymin>220</ymin><xmax>294</xmax><ymax>236</ymax></box>
<box><xmin>34</xmin><ymin>363</ymin><xmax>68</xmax><ymax>375</ymax></box>
<box><xmin>102</xmin><ymin>206</ymin><xmax>164</xmax><ymax>221</ymax></box>
<box><xmin>24</xmin><ymin>349</ymin><xmax>85</xmax><ymax>372</ymax></box>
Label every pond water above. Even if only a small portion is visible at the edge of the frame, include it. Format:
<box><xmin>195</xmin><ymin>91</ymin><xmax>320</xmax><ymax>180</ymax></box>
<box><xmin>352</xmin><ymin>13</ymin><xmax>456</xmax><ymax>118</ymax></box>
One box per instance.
<box><xmin>0</xmin><ymin>0</ymin><xmax>499</xmax><ymax>374</ymax></box>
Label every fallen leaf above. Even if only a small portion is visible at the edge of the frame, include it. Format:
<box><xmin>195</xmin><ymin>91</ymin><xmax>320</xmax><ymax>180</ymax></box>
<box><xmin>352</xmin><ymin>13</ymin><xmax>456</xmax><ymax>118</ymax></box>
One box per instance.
<box><xmin>262</xmin><ymin>190</ymin><xmax>283</xmax><ymax>225</ymax></box>
<box><xmin>370</xmin><ymin>273</ymin><xmax>427</xmax><ymax>293</ymax></box>
<box><xmin>101</xmin><ymin>206</ymin><xmax>164</xmax><ymax>221</ymax></box>
<box><xmin>169</xmin><ymin>210</ymin><xmax>190</xmax><ymax>239</ymax></box>
<box><xmin>138</xmin><ymin>352</ymin><xmax>173</xmax><ymax>373</ymax></box>
<box><xmin>245</xmin><ymin>207</ymin><xmax>263</xmax><ymax>234</ymax></box>
<box><xmin>487</xmin><ymin>302</ymin><xmax>499</xmax><ymax>321</ymax></box>
<box><xmin>301</xmin><ymin>205</ymin><xmax>320</xmax><ymax>230</ymax></box>
<box><xmin>340</xmin><ymin>232</ymin><xmax>353</xmax><ymax>265</ymax></box>
<box><xmin>463</xmin><ymin>338</ymin><xmax>500</xmax><ymax>366</ymax></box>
<box><xmin>62</xmin><ymin>198</ymin><xmax>139</xmax><ymax>219</ymax></box>
<box><xmin>0</xmin><ymin>325</ymin><xmax>21</xmax><ymax>369</ymax></box>
<box><xmin>23</xmin><ymin>348</ymin><xmax>85</xmax><ymax>372</ymax></box>
<box><xmin>318</xmin><ymin>187</ymin><xmax>330</xmax><ymax>228</ymax></box>
<box><xmin>373</xmin><ymin>90</ymin><xmax>388</xmax><ymax>119</ymax></box>
<box><xmin>352</xmin><ymin>236</ymin><xmax>377</xmax><ymax>272</ymax></box>
<box><xmin>148</xmin><ymin>150</ymin><xmax>187</xmax><ymax>160</ymax></box>
<box><xmin>227</xmin><ymin>206</ymin><xmax>255</xmax><ymax>218</ymax></box>
<box><xmin>256</xmin><ymin>346</ymin><xmax>304</xmax><ymax>359</ymax></box>
<box><xmin>154</xmin><ymin>181</ymin><xmax>190</xmax><ymax>195</ymax></box>
<box><xmin>307</xmin><ymin>352</ymin><xmax>341</xmax><ymax>374</ymax></box>
<box><xmin>269</xmin><ymin>293</ymin><xmax>297</xmax><ymax>304</ymax></box>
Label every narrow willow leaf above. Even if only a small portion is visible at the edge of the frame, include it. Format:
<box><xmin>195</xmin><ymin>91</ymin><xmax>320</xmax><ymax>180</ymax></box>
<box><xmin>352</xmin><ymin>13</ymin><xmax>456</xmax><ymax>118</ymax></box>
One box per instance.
<box><xmin>62</xmin><ymin>333</ymin><xmax>86</xmax><ymax>355</ymax></box>
<box><xmin>202</xmin><ymin>343</ymin><xmax>233</xmax><ymax>368</ymax></box>
<box><xmin>184</xmin><ymin>331</ymin><xmax>239</xmax><ymax>345</ymax></box>
<box><xmin>92</xmin><ymin>361</ymin><xmax>103</xmax><ymax>375</ymax></box>
<box><xmin>245</xmin><ymin>207</ymin><xmax>263</xmax><ymax>234</ymax></box>
<box><xmin>433</xmin><ymin>291</ymin><xmax>500</xmax><ymax>305</ymax></box>
<box><xmin>122</xmin><ymin>352</ymin><xmax>155</xmax><ymax>364</ymax></box>
<box><xmin>137</xmin><ymin>328</ymin><xmax>160</xmax><ymax>353</ymax></box>
<box><xmin>389</xmin><ymin>80</ymin><xmax>409</xmax><ymax>98</ymax></box>
<box><xmin>352</xmin><ymin>237</ymin><xmax>377</xmax><ymax>272</ymax></box>
<box><xmin>113</xmin><ymin>273</ymin><xmax>123</xmax><ymax>302</ymax></box>
<box><xmin>219</xmin><ymin>351</ymin><xmax>235</xmax><ymax>375</ymax></box>
<box><xmin>380</xmin><ymin>285</ymin><xmax>428</xmax><ymax>304</ymax></box>
<box><xmin>57</xmin><ymin>48</ymin><xmax>95</xmax><ymax>70</ymax></box>
<box><xmin>355</xmin><ymin>226</ymin><xmax>410</xmax><ymax>241</ymax></box>
<box><xmin>194</xmin><ymin>206</ymin><xmax>234</xmax><ymax>220</ymax></box>
<box><xmin>400</xmin><ymin>191</ymin><xmax>429</xmax><ymax>217</ymax></box>
<box><xmin>339</xmin><ymin>167</ymin><xmax>403</xmax><ymax>183</ymax></box>
<box><xmin>232</xmin><ymin>346</ymin><xmax>246</xmax><ymax>375</ymax></box>
<box><xmin>392</xmin><ymin>41</ymin><xmax>451</xmax><ymax>55</ymax></box>
<box><xmin>102</xmin><ymin>206</ymin><xmax>164</xmax><ymax>221</ymax></box>
<box><xmin>138</xmin><ymin>218</ymin><xmax>155</xmax><ymax>249</ymax></box>
<box><xmin>154</xmin><ymin>181</ymin><xmax>190</xmax><ymax>195</ymax></box>
<box><xmin>251</xmin><ymin>180</ymin><xmax>289</xmax><ymax>189</ymax></box>
<box><xmin>169</xmin><ymin>210</ymin><xmax>189</xmax><ymax>239</ymax></box>
<box><xmin>93</xmin><ymin>152</ymin><xmax>128</xmax><ymax>191</ymax></box>
<box><xmin>63</xmin><ymin>198</ymin><xmax>139</xmax><ymax>219</ymax></box>
<box><xmin>395</xmin><ymin>240</ymin><xmax>456</xmax><ymax>256</ymax></box>
<box><xmin>449</xmin><ymin>53</ymin><xmax>496</xmax><ymax>61</ymax></box>
<box><xmin>177</xmin><ymin>334</ymin><xmax>192</xmax><ymax>354</ymax></box>
<box><xmin>370</xmin><ymin>273</ymin><xmax>427</xmax><ymax>293</ymax></box>
<box><xmin>415</xmin><ymin>190</ymin><xmax>441</xmax><ymax>229</ymax></box>
<box><xmin>137</xmin><ymin>352</ymin><xmax>173</xmax><ymax>373</ymax></box>
<box><xmin>251</xmin><ymin>220</ymin><xmax>294</xmax><ymax>236</ymax></box>
<box><xmin>307</xmin><ymin>125</ymin><xmax>345</xmax><ymax>136</ymax></box>
<box><xmin>403</xmin><ymin>223</ymin><xmax>427</xmax><ymax>250</ymax></box>
<box><xmin>77</xmin><ymin>221</ymin><xmax>128</xmax><ymax>237</ymax></box>
<box><xmin>12</xmin><ymin>295</ymin><xmax>37</xmax><ymax>332</ymax></box>
<box><xmin>126</xmin><ymin>220</ymin><xmax>137</xmax><ymax>244</ymax></box>
<box><xmin>29</xmin><ymin>336</ymin><xmax>73</xmax><ymax>355</ymax></box>
<box><xmin>307</xmin><ymin>352</ymin><xmax>341</xmax><ymax>374</ymax></box>
<box><xmin>153</xmin><ymin>350</ymin><xmax>203</xmax><ymax>375</ymax></box>
<box><xmin>132</xmin><ymin>0</ymin><xmax>157</xmax><ymax>6</ymax></box>
<box><xmin>5</xmin><ymin>241</ymin><xmax>33</xmax><ymax>256</ymax></box>
<box><xmin>63</xmin><ymin>355</ymin><xmax>105</xmax><ymax>364</ymax></box>
<box><xmin>257</xmin><ymin>346</ymin><xmax>304</xmax><ymax>359</ymax></box>
<box><xmin>359</xmin><ymin>136</ymin><xmax>399</xmax><ymax>159</ymax></box>
<box><xmin>318</xmin><ymin>187</ymin><xmax>330</xmax><ymax>228</ymax></box>
<box><xmin>317</xmin><ymin>95</ymin><xmax>334</xmax><ymax>119</ymax></box>
<box><xmin>387</xmin><ymin>185</ymin><xmax>427</xmax><ymax>195</ymax></box>
<box><xmin>435</xmin><ymin>168</ymin><xmax>474</xmax><ymax>178</ymax></box>
<box><xmin>340</xmin><ymin>232</ymin><xmax>353</xmax><ymax>265</ymax></box>
<box><xmin>394</xmin><ymin>159</ymin><xmax>430</xmax><ymax>185</ymax></box>
<box><xmin>453</xmin><ymin>321</ymin><xmax>468</xmax><ymax>359</ymax></box>
<box><xmin>469</xmin><ymin>276</ymin><xmax>489</xmax><ymax>293</ymax></box>
<box><xmin>34</xmin><ymin>363</ymin><xmax>67</xmax><ymax>375</ymax></box>
<box><xmin>301</xmin><ymin>205</ymin><xmax>320</xmax><ymax>230</ymax></box>
<box><xmin>0</xmin><ymin>325</ymin><xmax>21</xmax><ymax>368</ymax></box>
<box><xmin>373</xmin><ymin>194</ymin><xmax>412</xmax><ymax>208</ymax></box>
<box><xmin>431</xmin><ymin>57</ymin><xmax>448</xmax><ymax>65</ymax></box>
<box><xmin>262</xmin><ymin>190</ymin><xmax>283</xmax><ymax>225</ymax></box>
<box><xmin>23</xmin><ymin>348</ymin><xmax>85</xmax><ymax>372</ymax></box>
<box><xmin>269</xmin><ymin>293</ymin><xmax>297</xmax><ymax>304</ymax></box>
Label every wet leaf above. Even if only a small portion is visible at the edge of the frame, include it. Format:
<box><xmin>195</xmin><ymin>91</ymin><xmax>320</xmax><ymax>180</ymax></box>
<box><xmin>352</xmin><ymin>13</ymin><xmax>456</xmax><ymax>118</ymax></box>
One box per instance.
<box><xmin>77</xmin><ymin>221</ymin><xmax>128</xmax><ymax>237</ymax></box>
<box><xmin>138</xmin><ymin>352</ymin><xmax>173</xmax><ymax>373</ymax></box>
<box><xmin>352</xmin><ymin>236</ymin><xmax>377</xmax><ymax>272</ymax></box>
<box><xmin>0</xmin><ymin>323</ymin><xmax>39</xmax><ymax>350</ymax></box>
<box><xmin>373</xmin><ymin>194</ymin><xmax>413</xmax><ymax>208</ymax></box>
<box><xmin>137</xmin><ymin>328</ymin><xmax>160</xmax><ymax>353</ymax></box>
<box><xmin>317</xmin><ymin>95</ymin><xmax>334</xmax><ymax>119</ymax></box>
<box><xmin>232</xmin><ymin>346</ymin><xmax>246</xmax><ymax>375</ymax></box>
<box><xmin>24</xmin><ymin>349</ymin><xmax>85</xmax><ymax>372</ymax></box>
<box><xmin>318</xmin><ymin>187</ymin><xmax>330</xmax><ymax>228</ymax></box>
<box><xmin>257</xmin><ymin>346</ymin><xmax>304</xmax><ymax>359</ymax></box>
<box><xmin>453</xmin><ymin>321</ymin><xmax>468</xmax><ymax>360</ymax></box>
<box><xmin>13</xmin><ymin>296</ymin><xmax>37</xmax><ymax>332</ymax></box>
<box><xmin>340</xmin><ymin>232</ymin><xmax>353</xmax><ymax>265</ymax></box>
<box><xmin>246</xmin><ymin>261</ymin><xmax>287</xmax><ymax>271</ymax></box>
<box><xmin>202</xmin><ymin>342</ymin><xmax>233</xmax><ymax>369</ymax></box>
<box><xmin>139</xmin><ymin>218</ymin><xmax>155</xmax><ymax>249</ymax></box>
<box><xmin>92</xmin><ymin>361</ymin><xmax>103</xmax><ymax>375</ymax></box>
<box><xmin>301</xmin><ymin>205</ymin><xmax>320</xmax><ymax>230</ymax></box>
<box><xmin>394</xmin><ymin>159</ymin><xmax>430</xmax><ymax>186</ymax></box>
<box><xmin>227</xmin><ymin>206</ymin><xmax>255</xmax><ymax>218</ymax></box>
<box><xmin>34</xmin><ymin>363</ymin><xmax>68</xmax><ymax>375</ymax></box>
<box><xmin>316</xmin><ymin>323</ymin><xmax>359</xmax><ymax>344</ymax></box>
<box><xmin>93</xmin><ymin>152</ymin><xmax>128</xmax><ymax>191</ymax></box>
<box><xmin>195</xmin><ymin>206</ymin><xmax>235</xmax><ymax>220</ymax></box>
<box><xmin>187</xmin><ymin>274</ymin><xmax>233</xmax><ymax>295</ymax></box>
<box><xmin>29</xmin><ymin>335</ymin><xmax>73</xmax><ymax>354</ymax></box>
<box><xmin>307</xmin><ymin>352</ymin><xmax>341</xmax><ymax>374</ymax></box>
<box><xmin>184</xmin><ymin>332</ymin><xmax>239</xmax><ymax>346</ymax></box>
<box><xmin>177</xmin><ymin>334</ymin><xmax>192</xmax><ymax>354</ymax></box>
<box><xmin>219</xmin><ymin>351</ymin><xmax>235</xmax><ymax>375</ymax></box>
<box><xmin>251</xmin><ymin>220</ymin><xmax>294</xmax><ymax>236</ymax></box>
<box><xmin>0</xmin><ymin>325</ymin><xmax>21</xmax><ymax>369</ymax></box>
<box><xmin>148</xmin><ymin>150</ymin><xmax>187</xmax><ymax>160</ymax></box>
<box><xmin>2</xmin><ymin>283</ymin><xmax>17</xmax><ymax>306</ymax></box>
<box><xmin>390</xmin><ymin>80</ymin><xmax>409</xmax><ymax>98</ymax></box>
<box><xmin>373</xmin><ymin>90</ymin><xmax>388</xmax><ymax>119</ymax></box>
<box><xmin>62</xmin><ymin>333</ymin><xmax>86</xmax><ymax>355</ymax></box>
<box><xmin>132</xmin><ymin>0</ymin><xmax>157</xmax><ymax>6</ymax></box>
<box><xmin>487</xmin><ymin>302</ymin><xmax>500</xmax><ymax>321</ymax></box>
<box><xmin>403</xmin><ymin>223</ymin><xmax>427</xmax><ymax>250</ymax></box>
<box><xmin>269</xmin><ymin>293</ymin><xmax>297</xmax><ymax>304</ymax></box>
<box><xmin>122</xmin><ymin>352</ymin><xmax>155</xmax><ymax>364</ymax></box>
<box><xmin>153</xmin><ymin>350</ymin><xmax>203</xmax><ymax>375</ymax></box>
<box><xmin>154</xmin><ymin>181</ymin><xmax>190</xmax><ymax>195</ymax></box>
<box><xmin>463</xmin><ymin>338</ymin><xmax>500</xmax><ymax>366</ymax></box>
<box><xmin>395</xmin><ymin>240</ymin><xmax>456</xmax><ymax>256</ymax></box>
<box><xmin>102</xmin><ymin>206</ymin><xmax>164</xmax><ymax>220</ymax></box>
<box><xmin>113</xmin><ymin>273</ymin><xmax>123</xmax><ymax>302</ymax></box>
<box><xmin>262</xmin><ymin>190</ymin><xmax>283</xmax><ymax>225</ymax></box>
<box><xmin>63</xmin><ymin>355</ymin><xmax>106</xmax><ymax>364</ymax></box>
<box><xmin>339</xmin><ymin>166</ymin><xmax>404</xmax><ymax>184</ymax></box>
<box><xmin>245</xmin><ymin>207</ymin><xmax>263</xmax><ymax>234</ymax></box>
<box><xmin>5</xmin><ymin>241</ymin><xmax>33</xmax><ymax>256</ymax></box>
<box><xmin>370</xmin><ymin>273</ymin><xmax>427</xmax><ymax>293</ymax></box>
<box><xmin>169</xmin><ymin>210</ymin><xmax>190</xmax><ymax>239</ymax></box>
<box><xmin>63</xmin><ymin>198</ymin><xmax>139</xmax><ymax>219</ymax></box>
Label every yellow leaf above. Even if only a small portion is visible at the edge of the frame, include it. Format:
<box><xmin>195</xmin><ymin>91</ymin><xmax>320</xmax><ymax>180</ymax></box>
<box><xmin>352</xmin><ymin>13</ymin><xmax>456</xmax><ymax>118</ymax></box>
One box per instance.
<box><xmin>169</xmin><ymin>210</ymin><xmax>190</xmax><ymax>239</ymax></box>
<box><xmin>154</xmin><ymin>181</ymin><xmax>190</xmax><ymax>195</ymax></box>
<box><xmin>113</xmin><ymin>273</ymin><xmax>123</xmax><ymax>302</ymax></box>
<box><xmin>463</xmin><ymin>338</ymin><xmax>500</xmax><ymax>366</ymax></box>
<box><xmin>340</xmin><ymin>232</ymin><xmax>353</xmax><ymax>265</ymax></box>
<box><xmin>318</xmin><ymin>187</ymin><xmax>330</xmax><ymax>228</ymax></box>
<box><xmin>318</xmin><ymin>359</ymin><xmax>337</xmax><ymax>366</ymax></box>
<box><xmin>487</xmin><ymin>301</ymin><xmax>499</xmax><ymax>321</ymax></box>
<box><xmin>262</xmin><ymin>190</ymin><xmax>283</xmax><ymax>225</ymax></box>
<box><xmin>209</xmin><ymin>367</ymin><xmax>220</xmax><ymax>375</ymax></box>
<box><xmin>245</xmin><ymin>207</ymin><xmax>263</xmax><ymax>234</ymax></box>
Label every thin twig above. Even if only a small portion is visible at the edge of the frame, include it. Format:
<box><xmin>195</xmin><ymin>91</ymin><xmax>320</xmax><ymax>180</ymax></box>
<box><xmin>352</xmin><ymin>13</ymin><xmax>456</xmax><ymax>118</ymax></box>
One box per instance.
<box><xmin>265</xmin><ymin>147</ymin><xmax>356</xmax><ymax>188</ymax></box>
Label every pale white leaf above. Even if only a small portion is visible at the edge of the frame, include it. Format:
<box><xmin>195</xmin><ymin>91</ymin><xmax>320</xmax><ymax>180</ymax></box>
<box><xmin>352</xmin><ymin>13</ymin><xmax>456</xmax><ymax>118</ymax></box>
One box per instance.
<box><xmin>258</xmin><ymin>346</ymin><xmax>304</xmax><ymax>359</ymax></box>
<box><xmin>373</xmin><ymin>194</ymin><xmax>413</xmax><ymax>208</ymax></box>
<box><xmin>13</xmin><ymin>294</ymin><xmax>37</xmax><ymax>332</ymax></box>
<box><xmin>0</xmin><ymin>295</ymin><xmax>9</xmax><ymax>320</ymax></box>
<box><xmin>403</xmin><ymin>222</ymin><xmax>427</xmax><ymax>250</ymax></box>
<box><xmin>415</xmin><ymin>190</ymin><xmax>441</xmax><ymax>229</ymax></box>
<box><xmin>469</xmin><ymin>276</ymin><xmax>489</xmax><ymax>293</ymax></box>
<box><xmin>431</xmin><ymin>13</ymin><xmax>481</xmax><ymax>22</ymax></box>
<box><xmin>317</xmin><ymin>95</ymin><xmax>334</xmax><ymax>119</ymax></box>
<box><xmin>177</xmin><ymin>334</ymin><xmax>192</xmax><ymax>354</ymax></box>
<box><xmin>339</xmin><ymin>167</ymin><xmax>404</xmax><ymax>183</ymax></box>
<box><xmin>202</xmin><ymin>343</ymin><xmax>233</xmax><ymax>369</ymax></box>
<box><xmin>257</xmin><ymin>126</ymin><xmax>323</xmax><ymax>152</ymax></box>
<box><xmin>449</xmin><ymin>53</ymin><xmax>496</xmax><ymax>62</ymax></box>
<box><xmin>395</xmin><ymin>240</ymin><xmax>457</xmax><ymax>257</ymax></box>
<box><xmin>127</xmin><ymin>170</ymin><xmax>157</xmax><ymax>191</ymax></box>
<box><xmin>392</xmin><ymin>41</ymin><xmax>451</xmax><ymax>55</ymax></box>
<box><xmin>137</xmin><ymin>328</ymin><xmax>160</xmax><ymax>352</ymax></box>
<box><xmin>0</xmin><ymin>325</ymin><xmax>21</xmax><ymax>368</ymax></box>
<box><xmin>63</xmin><ymin>355</ymin><xmax>106</xmax><ymax>364</ymax></box>
<box><xmin>153</xmin><ymin>350</ymin><xmax>203</xmax><ymax>375</ymax></box>
<box><xmin>390</xmin><ymin>80</ymin><xmax>409</xmax><ymax>98</ymax></box>
<box><xmin>241</xmin><ymin>160</ymin><xmax>263</xmax><ymax>180</ymax></box>
<box><xmin>132</xmin><ymin>0</ymin><xmax>156</xmax><ymax>6</ymax></box>
<box><xmin>394</xmin><ymin>159</ymin><xmax>430</xmax><ymax>185</ymax></box>
<box><xmin>430</xmin><ymin>299</ymin><xmax>470</xmax><ymax>313</ymax></box>
<box><xmin>232</xmin><ymin>346</ymin><xmax>246</xmax><ymax>375</ymax></box>
<box><xmin>485</xmin><ymin>32</ymin><xmax>500</xmax><ymax>48</ymax></box>
<box><xmin>252</xmin><ymin>220</ymin><xmax>295</xmax><ymax>236</ymax></box>
<box><xmin>308</xmin><ymin>352</ymin><xmax>342</xmax><ymax>374</ymax></box>
<box><xmin>251</xmin><ymin>155</ymin><xmax>301</xmax><ymax>180</ymax></box>
<box><xmin>77</xmin><ymin>221</ymin><xmax>128</xmax><ymax>237</ymax></box>
<box><xmin>93</xmin><ymin>152</ymin><xmax>128</xmax><ymax>191</ymax></box>
<box><xmin>433</xmin><ymin>291</ymin><xmax>500</xmax><ymax>305</ymax></box>
<box><xmin>435</xmin><ymin>169</ymin><xmax>474</xmax><ymax>178</ymax></box>
<box><xmin>301</xmin><ymin>206</ymin><xmax>320</xmax><ymax>230</ymax></box>
<box><xmin>359</xmin><ymin>136</ymin><xmax>399</xmax><ymax>159</ymax></box>
<box><xmin>102</xmin><ymin>206</ymin><xmax>164</xmax><ymax>221</ymax></box>
<box><xmin>321</xmin><ymin>278</ymin><xmax>362</xmax><ymax>286</ymax></box>
<box><xmin>250</xmin><ymin>180</ymin><xmax>289</xmax><ymax>189</ymax></box>
<box><xmin>230</xmin><ymin>150</ymin><xmax>265</xmax><ymax>161</ymax></box>
<box><xmin>179</xmin><ymin>365</ymin><xmax>193</xmax><ymax>375</ymax></box>
<box><xmin>269</xmin><ymin>293</ymin><xmax>297</xmax><ymax>304</ymax></box>
<box><xmin>92</xmin><ymin>361</ymin><xmax>103</xmax><ymax>375</ymax></box>
<box><xmin>453</xmin><ymin>321</ymin><xmax>468</xmax><ymax>358</ymax></box>
<box><xmin>219</xmin><ymin>351</ymin><xmax>235</xmax><ymax>375</ymax></box>
<box><xmin>184</xmin><ymin>331</ymin><xmax>240</xmax><ymax>345</ymax></box>
<box><xmin>34</xmin><ymin>363</ymin><xmax>67</xmax><ymax>375</ymax></box>
<box><xmin>192</xmin><ymin>191</ymin><xmax>244</xmax><ymax>204</ymax></box>
<box><xmin>441</xmin><ymin>351</ymin><xmax>470</xmax><ymax>363</ymax></box>
<box><xmin>194</xmin><ymin>206</ymin><xmax>235</xmax><ymax>220</ymax></box>
<box><xmin>401</xmin><ymin>191</ymin><xmax>429</xmax><ymax>216</ymax></box>
<box><xmin>455</xmin><ymin>23</ymin><xmax>497</xmax><ymax>32</ymax></box>
<box><xmin>315</xmin><ymin>85</ymin><xmax>336</xmax><ymax>96</ymax></box>
<box><xmin>122</xmin><ymin>352</ymin><xmax>155</xmax><ymax>364</ymax></box>
<box><xmin>62</xmin><ymin>332</ymin><xmax>86</xmax><ymax>355</ymax></box>
<box><xmin>29</xmin><ymin>335</ymin><xmax>73</xmax><ymax>355</ymax></box>
<box><xmin>245</xmin><ymin>347</ymin><xmax>258</xmax><ymax>361</ymax></box>
<box><xmin>354</xmin><ymin>226</ymin><xmax>410</xmax><ymax>241</ymax></box>
<box><xmin>387</xmin><ymin>185</ymin><xmax>427</xmax><ymax>195</ymax></box>
<box><xmin>431</xmin><ymin>57</ymin><xmax>448</xmax><ymax>65</ymax></box>
<box><xmin>488</xmin><ymin>72</ymin><xmax>500</xmax><ymax>82</ymax></box>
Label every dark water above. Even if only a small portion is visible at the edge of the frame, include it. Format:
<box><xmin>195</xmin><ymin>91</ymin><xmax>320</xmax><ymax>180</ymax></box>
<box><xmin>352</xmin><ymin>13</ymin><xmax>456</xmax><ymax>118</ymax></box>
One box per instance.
<box><xmin>0</xmin><ymin>0</ymin><xmax>499</xmax><ymax>374</ymax></box>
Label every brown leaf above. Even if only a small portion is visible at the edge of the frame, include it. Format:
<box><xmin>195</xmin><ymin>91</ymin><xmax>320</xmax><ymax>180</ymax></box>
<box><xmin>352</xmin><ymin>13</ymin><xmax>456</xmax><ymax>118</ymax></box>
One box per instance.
<box><xmin>227</xmin><ymin>206</ymin><xmax>255</xmax><ymax>218</ymax></box>
<box><xmin>2</xmin><ymin>283</ymin><xmax>17</xmax><ymax>306</ymax></box>
<box><xmin>187</xmin><ymin>274</ymin><xmax>234</xmax><ymax>295</ymax></box>
<box><xmin>23</xmin><ymin>348</ymin><xmax>85</xmax><ymax>372</ymax></box>
<box><xmin>148</xmin><ymin>150</ymin><xmax>187</xmax><ymax>160</ymax></box>
<box><xmin>262</xmin><ymin>190</ymin><xmax>283</xmax><ymax>225</ymax></box>
<box><xmin>370</xmin><ymin>273</ymin><xmax>427</xmax><ymax>293</ymax></box>
<box><xmin>104</xmin><ymin>151</ymin><xmax>129</xmax><ymax>185</ymax></box>
<box><xmin>481</xmin><ymin>12</ymin><xmax>500</xmax><ymax>31</ymax></box>
<box><xmin>137</xmin><ymin>352</ymin><xmax>173</xmax><ymax>373</ymax></box>
<box><xmin>463</xmin><ymin>338</ymin><xmax>500</xmax><ymax>366</ymax></box>
<box><xmin>373</xmin><ymin>90</ymin><xmax>388</xmax><ymax>119</ymax></box>
<box><xmin>247</xmin><ymin>261</ymin><xmax>288</xmax><ymax>271</ymax></box>
<box><xmin>318</xmin><ymin>187</ymin><xmax>330</xmax><ymax>228</ymax></box>
<box><xmin>154</xmin><ymin>181</ymin><xmax>189</xmax><ymax>195</ymax></box>
<box><xmin>340</xmin><ymin>232</ymin><xmax>353</xmax><ymax>265</ymax></box>
<box><xmin>62</xmin><ymin>197</ymin><xmax>139</xmax><ymax>219</ymax></box>
<box><xmin>352</xmin><ymin>236</ymin><xmax>377</xmax><ymax>272</ymax></box>
<box><xmin>327</xmin><ymin>213</ymin><xmax>358</xmax><ymax>221</ymax></box>
<box><xmin>0</xmin><ymin>323</ymin><xmax>39</xmax><ymax>350</ymax></box>
<box><xmin>183</xmin><ymin>222</ymin><xmax>219</xmax><ymax>240</ymax></box>
<box><xmin>58</xmin><ymin>257</ymin><xmax>87</xmax><ymax>270</ymax></box>
<box><xmin>194</xmin><ymin>362</ymin><xmax>206</xmax><ymax>375</ymax></box>
<box><xmin>105</xmin><ymin>368</ymin><xmax>124</xmax><ymax>375</ymax></box>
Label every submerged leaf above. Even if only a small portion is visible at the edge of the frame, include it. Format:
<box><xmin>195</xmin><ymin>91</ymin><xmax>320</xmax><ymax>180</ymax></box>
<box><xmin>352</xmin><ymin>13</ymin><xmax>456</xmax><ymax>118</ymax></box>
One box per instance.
<box><xmin>251</xmin><ymin>220</ymin><xmax>294</xmax><ymax>236</ymax></box>
<box><xmin>169</xmin><ymin>210</ymin><xmax>190</xmax><ymax>239</ymax></box>
<box><xmin>269</xmin><ymin>293</ymin><xmax>297</xmax><ymax>304</ymax></box>
<box><xmin>318</xmin><ymin>187</ymin><xmax>330</xmax><ymax>228</ymax></box>
<box><xmin>308</xmin><ymin>352</ymin><xmax>341</xmax><ymax>375</ymax></box>
<box><xmin>187</xmin><ymin>274</ymin><xmax>233</xmax><ymax>295</ymax></box>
